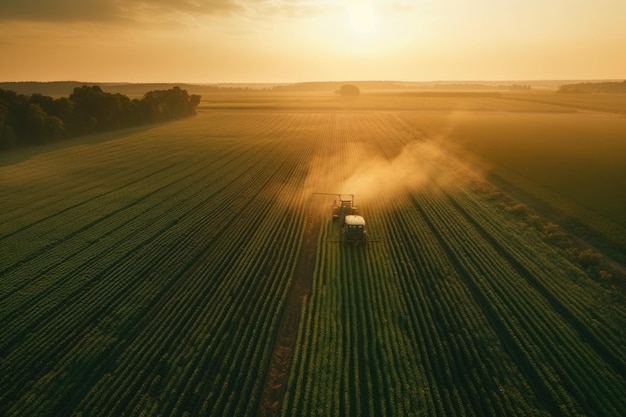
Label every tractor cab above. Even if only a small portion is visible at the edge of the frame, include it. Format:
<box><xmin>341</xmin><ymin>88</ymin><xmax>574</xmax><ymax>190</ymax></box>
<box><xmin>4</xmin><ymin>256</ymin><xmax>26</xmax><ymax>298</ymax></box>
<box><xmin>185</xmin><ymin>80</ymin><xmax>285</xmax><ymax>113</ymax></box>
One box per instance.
<box><xmin>332</xmin><ymin>194</ymin><xmax>358</xmax><ymax>225</ymax></box>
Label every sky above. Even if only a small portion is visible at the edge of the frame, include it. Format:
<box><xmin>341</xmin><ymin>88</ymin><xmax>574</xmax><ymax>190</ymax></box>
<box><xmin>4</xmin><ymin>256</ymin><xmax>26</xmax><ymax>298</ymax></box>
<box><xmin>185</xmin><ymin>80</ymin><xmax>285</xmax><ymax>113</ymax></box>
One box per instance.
<box><xmin>0</xmin><ymin>0</ymin><xmax>625</xmax><ymax>83</ymax></box>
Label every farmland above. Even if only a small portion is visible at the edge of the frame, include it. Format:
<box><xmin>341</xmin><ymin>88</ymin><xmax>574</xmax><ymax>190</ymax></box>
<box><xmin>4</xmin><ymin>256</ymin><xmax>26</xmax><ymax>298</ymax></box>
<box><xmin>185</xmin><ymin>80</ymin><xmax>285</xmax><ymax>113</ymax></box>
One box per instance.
<box><xmin>1</xmin><ymin>92</ymin><xmax>626</xmax><ymax>417</ymax></box>
<box><xmin>400</xmin><ymin>107</ymin><xmax>626</xmax><ymax>254</ymax></box>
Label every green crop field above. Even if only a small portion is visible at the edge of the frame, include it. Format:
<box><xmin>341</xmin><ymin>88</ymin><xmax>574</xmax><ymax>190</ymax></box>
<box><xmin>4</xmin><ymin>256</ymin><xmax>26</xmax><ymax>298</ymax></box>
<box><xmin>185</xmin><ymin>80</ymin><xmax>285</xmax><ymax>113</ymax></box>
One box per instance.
<box><xmin>399</xmin><ymin>95</ymin><xmax>626</xmax><ymax>253</ymax></box>
<box><xmin>1</xmin><ymin>93</ymin><xmax>625</xmax><ymax>417</ymax></box>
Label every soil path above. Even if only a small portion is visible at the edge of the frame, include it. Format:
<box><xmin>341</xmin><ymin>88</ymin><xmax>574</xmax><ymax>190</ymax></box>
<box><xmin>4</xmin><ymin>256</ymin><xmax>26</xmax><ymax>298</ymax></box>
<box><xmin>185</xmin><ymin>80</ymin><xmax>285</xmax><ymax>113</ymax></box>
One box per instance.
<box><xmin>257</xmin><ymin>199</ymin><xmax>323</xmax><ymax>417</ymax></box>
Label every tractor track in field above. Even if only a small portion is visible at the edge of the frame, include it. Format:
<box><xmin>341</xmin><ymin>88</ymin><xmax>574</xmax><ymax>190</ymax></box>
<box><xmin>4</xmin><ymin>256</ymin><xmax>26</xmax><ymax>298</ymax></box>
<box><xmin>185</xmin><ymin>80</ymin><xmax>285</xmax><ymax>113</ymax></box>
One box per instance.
<box><xmin>257</xmin><ymin>197</ymin><xmax>323</xmax><ymax>417</ymax></box>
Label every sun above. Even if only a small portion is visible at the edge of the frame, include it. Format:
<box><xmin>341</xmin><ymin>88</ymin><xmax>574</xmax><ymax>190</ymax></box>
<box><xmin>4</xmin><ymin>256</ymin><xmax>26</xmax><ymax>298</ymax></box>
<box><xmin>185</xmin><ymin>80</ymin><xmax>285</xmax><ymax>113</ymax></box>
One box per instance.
<box><xmin>299</xmin><ymin>0</ymin><xmax>411</xmax><ymax>59</ymax></box>
<box><xmin>345</xmin><ymin>0</ymin><xmax>379</xmax><ymax>35</ymax></box>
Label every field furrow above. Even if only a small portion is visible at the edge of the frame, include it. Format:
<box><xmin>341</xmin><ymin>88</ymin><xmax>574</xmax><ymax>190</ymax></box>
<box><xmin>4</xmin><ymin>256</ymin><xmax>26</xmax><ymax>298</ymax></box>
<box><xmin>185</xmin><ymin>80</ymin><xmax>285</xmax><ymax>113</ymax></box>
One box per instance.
<box><xmin>2</xmin><ymin>108</ymin><xmax>624</xmax><ymax>417</ymax></box>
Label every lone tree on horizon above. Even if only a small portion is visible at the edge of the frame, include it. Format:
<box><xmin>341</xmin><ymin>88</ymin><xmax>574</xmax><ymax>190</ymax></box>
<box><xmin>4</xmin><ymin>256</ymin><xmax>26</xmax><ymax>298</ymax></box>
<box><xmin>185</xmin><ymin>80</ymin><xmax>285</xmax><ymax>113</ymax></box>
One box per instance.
<box><xmin>336</xmin><ymin>84</ymin><xmax>360</xmax><ymax>96</ymax></box>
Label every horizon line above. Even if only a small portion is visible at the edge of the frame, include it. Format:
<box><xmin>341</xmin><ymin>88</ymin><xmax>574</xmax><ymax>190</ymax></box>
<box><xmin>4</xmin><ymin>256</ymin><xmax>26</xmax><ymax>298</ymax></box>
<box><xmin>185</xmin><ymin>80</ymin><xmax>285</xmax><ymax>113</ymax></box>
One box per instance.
<box><xmin>1</xmin><ymin>78</ymin><xmax>624</xmax><ymax>85</ymax></box>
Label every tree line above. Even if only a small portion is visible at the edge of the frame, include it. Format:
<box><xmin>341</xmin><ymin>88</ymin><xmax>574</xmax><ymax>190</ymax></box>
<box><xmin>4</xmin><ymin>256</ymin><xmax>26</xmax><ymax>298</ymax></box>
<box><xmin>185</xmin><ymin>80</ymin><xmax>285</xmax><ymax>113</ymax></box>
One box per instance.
<box><xmin>557</xmin><ymin>80</ymin><xmax>626</xmax><ymax>94</ymax></box>
<box><xmin>0</xmin><ymin>85</ymin><xmax>201</xmax><ymax>150</ymax></box>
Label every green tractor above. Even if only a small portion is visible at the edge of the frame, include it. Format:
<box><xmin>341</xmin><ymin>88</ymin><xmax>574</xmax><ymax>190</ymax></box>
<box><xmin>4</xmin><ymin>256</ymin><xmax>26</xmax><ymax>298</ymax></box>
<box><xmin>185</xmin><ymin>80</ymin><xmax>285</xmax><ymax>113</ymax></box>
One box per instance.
<box><xmin>331</xmin><ymin>194</ymin><xmax>358</xmax><ymax>225</ymax></box>
<box><xmin>313</xmin><ymin>193</ymin><xmax>368</xmax><ymax>246</ymax></box>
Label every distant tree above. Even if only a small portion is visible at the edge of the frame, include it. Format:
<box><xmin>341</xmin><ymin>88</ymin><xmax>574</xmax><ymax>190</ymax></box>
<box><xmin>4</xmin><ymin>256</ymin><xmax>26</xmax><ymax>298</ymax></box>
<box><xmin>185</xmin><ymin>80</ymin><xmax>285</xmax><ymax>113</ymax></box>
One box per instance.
<box><xmin>336</xmin><ymin>84</ymin><xmax>361</xmax><ymax>96</ymax></box>
<box><xmin>0</xmin><ymin>85</ymin><xmax>201</xmax><ymax>152</ymax></box>
<box><xmin>50</xmin><ymin>97</ymin><xmax>75</xmax><ymax>132</ymax></box>
<box><xmin>142</xmin><ymin>86</ymin><xmax>200</xmax><ymax>123</ymax></box>
<box><xmin>190</xmin><ymin>94</ymin><xmax>201</xmax><ymax>110</ymax></box>
<box><xmin>558</xmin><ymin>80</ymin><xmax>626</xmax><ymax>94</ymax></box>
<box><xmin>23</xmin><ymin>104</ymin><xmax>65</xmax><ymax>144</ymax></box>
<box><xmin>0</xmin><ymin>101</ymin><xmax>17</xmax><ymax>150</ymax></box>
<box><xmin>29</xmin><ymin>94</ymin><xmax>55</xmax><ymax>114</ymax></box>
<box><xmin>0</xmin><ymin>124</ymin><xmax>17</xmax><ymax>150</ymax></box>
<box><xmin>30</xmin><ymin>95</ymin><xmax>74</xmax><ymax>128</ymax></box>
<box><xmin>70</xmin><ymin>85</ymin><xmax>142</xmax><ymax>132</ymax></box>
<box><xmin>2</xmin><ymin>90</ymin><xmax>33</xmax><ymax>146</ymax></box>
<box><xmin>69</xmin><ymin>85</ymin><xmax>105</xmax><ymax>133</ymax></box>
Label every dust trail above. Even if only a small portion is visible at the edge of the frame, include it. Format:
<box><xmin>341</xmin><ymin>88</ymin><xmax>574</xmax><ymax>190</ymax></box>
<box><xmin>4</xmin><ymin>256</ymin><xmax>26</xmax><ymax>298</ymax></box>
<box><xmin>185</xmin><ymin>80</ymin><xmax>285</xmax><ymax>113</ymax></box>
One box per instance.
<box><xmin>340</xmin><ymin>139</ymin><xmax>482</xmax><ymax>206</ymax></box>
<box><xmin>279</xmin><ymin>127</ymin><xmax>482</xmax><ymax>214</ymax></box>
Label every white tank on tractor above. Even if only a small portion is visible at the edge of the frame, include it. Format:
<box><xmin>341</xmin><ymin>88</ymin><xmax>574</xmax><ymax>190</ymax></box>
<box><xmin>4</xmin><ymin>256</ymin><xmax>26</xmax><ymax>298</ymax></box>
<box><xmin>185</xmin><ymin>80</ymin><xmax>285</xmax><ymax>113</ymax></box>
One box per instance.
<box><xmin>342</xmin><ymin>214</ymin><xmax>367</xmax><ymax>245</ymax></box>
<box><xmin>312</xmin><ymin>193</ymin><xmax>370</xmax><ymax>246</ymax></box>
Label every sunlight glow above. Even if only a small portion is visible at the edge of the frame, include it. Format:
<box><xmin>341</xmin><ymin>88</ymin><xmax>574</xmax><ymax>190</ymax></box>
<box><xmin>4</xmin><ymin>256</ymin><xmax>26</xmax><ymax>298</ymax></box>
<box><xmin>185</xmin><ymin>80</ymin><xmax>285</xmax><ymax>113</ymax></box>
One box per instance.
<box><xmin>0</xmin><ymin>0</ymin><xmax>624</xmax><ymax>82</ymax></box>
<box><xmin>345</xmin><ymin>0</ymin><xmax>378</xmax><ymax>34</ymax></box>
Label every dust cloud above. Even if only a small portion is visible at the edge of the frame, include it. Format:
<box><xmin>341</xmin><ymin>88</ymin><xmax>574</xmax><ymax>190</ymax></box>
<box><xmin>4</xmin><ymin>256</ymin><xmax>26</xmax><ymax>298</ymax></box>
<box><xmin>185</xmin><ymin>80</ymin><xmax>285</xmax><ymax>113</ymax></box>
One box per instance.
<box><xmin>279</xmin><ymin>127</ymin><xmax>482</xmax><ymax>214</ymax></box>
<box><xmin>339</xmin><ymin>140</ymin><xmax>479</xmax><ymax>205</ymax></box>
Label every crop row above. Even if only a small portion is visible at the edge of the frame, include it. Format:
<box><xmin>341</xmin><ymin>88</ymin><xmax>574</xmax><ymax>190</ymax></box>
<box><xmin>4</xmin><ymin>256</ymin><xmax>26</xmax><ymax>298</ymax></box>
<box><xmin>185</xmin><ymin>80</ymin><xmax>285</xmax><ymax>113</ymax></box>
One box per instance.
<box><xmin>386</xmin><ymin>114</ymin><xmax>626</xmax><ymax>415</ymax></box>
<box><xmin>281</xmin><ymin>112</ymin><xmax>626</xmax><ymax>416</ymax></box>
<box><xmin>384</xmin><ymin>114</ymin><xmax>626</xmax><ymax>415</ymax></box>
<box><xmin>2</xmin><ymin>111</ymin><xmax>625</xmax><ymax>417</ymax></box>
<box><xmin>447</xmin><ymin>183</ymin><xmax>626</xmax><ymax>371</ymax></box>
<box><xmin>411</xmin><ymin>187</ymin><xmax>613</xmax><ymax>415</ymax></box>
<box><xmin>282</xmin><ymin>113</ymin><xmax>543</xmax><ymax>416</ymax></box>
<box><xmin>0</xmin><ymin>111</ymin><xmax>319</xmax><ymax>416</ymax></box>
<box><xmin>2</xmin><ymin>113</ymin><xmax>276</xmax><ymax>414</ymax></box>
<box><xmin>0</xmin><ymin>120</ymin><xmax>285</xmax><ymax>354</ymax></box>
<box><xmin>73</xmin><ymin>153</ymin><xmax>307</xmax><ymax>417</ymax></box>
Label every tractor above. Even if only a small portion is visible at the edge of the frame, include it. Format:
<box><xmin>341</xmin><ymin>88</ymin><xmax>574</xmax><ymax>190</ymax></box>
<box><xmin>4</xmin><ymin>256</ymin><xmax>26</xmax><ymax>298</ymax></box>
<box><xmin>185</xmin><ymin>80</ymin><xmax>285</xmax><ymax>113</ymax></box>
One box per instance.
<box><xmin>313</xmin><ymin>193</ymin><xmax>368</xmax><ymax>245</ymax></box>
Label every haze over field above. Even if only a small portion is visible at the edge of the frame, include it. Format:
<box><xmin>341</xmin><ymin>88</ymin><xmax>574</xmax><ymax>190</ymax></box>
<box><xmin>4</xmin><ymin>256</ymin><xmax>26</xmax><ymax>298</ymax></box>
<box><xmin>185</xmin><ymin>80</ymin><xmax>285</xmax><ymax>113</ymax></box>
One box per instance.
<box><xmin>1</xmin><ymin>0</ymin><xmax>625</xmax><ymax>83</ymax></box>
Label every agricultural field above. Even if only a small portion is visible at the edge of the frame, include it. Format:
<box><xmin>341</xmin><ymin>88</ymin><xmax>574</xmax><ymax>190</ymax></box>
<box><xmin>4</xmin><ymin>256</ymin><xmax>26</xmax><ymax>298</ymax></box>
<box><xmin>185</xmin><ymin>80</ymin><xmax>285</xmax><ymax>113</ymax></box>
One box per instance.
<box><xmin>1</xmin><ymin>92</ymin><xmax>626</xmax><ymax>417</ymax></box>
<box><xmin>402</xmin><ymin>104</ymin><xmax>626</xmax><ymax>255</ymax></box>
